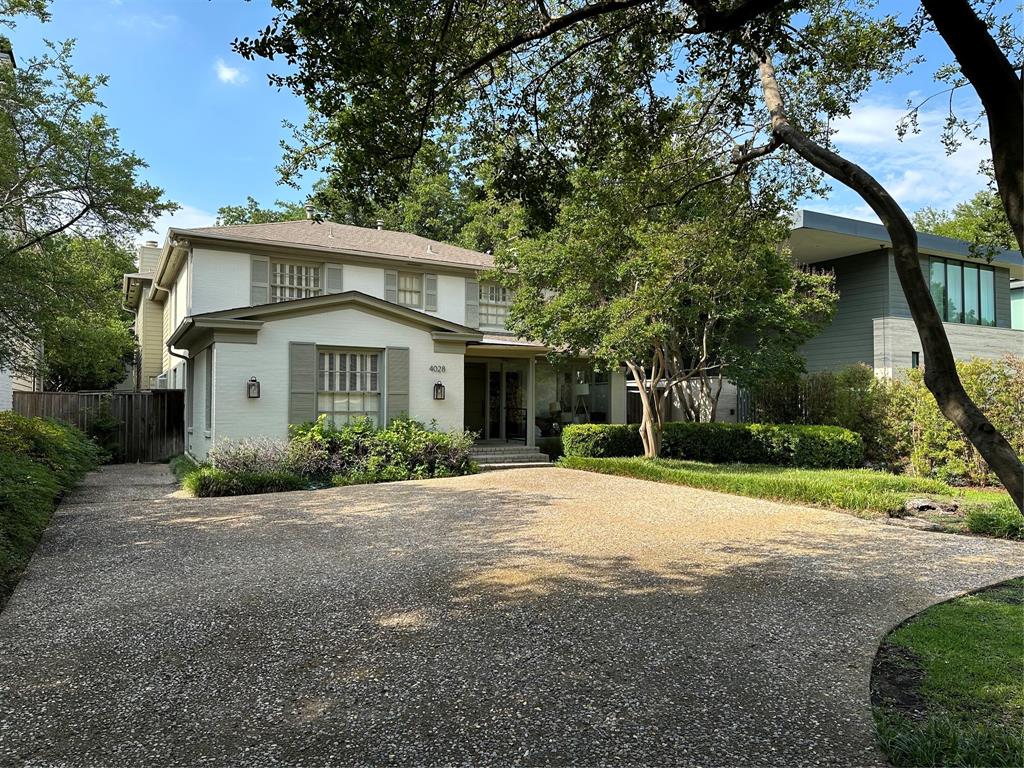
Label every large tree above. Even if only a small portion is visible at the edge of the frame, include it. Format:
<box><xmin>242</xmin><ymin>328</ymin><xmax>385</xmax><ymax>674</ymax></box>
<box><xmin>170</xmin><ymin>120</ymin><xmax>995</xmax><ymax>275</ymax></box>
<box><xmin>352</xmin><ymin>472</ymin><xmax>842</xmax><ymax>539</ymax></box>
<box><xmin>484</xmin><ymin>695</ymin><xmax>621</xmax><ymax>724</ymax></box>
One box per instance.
<box><xmin>216</xmin><ymin>196</ymin><xmax>308</xmax><ymax>226</ymax></box>
<box><xmin>913</xmin><ymin>188</ymin><xmax>1016</xmax><ymax>257</ymax></box>
<box><xmin>497</xmin><ymin>134</ymin><xmax>836</xmax><ymax>456</ymax></box>
<box><xmin>0</xmin><ymin>37</ymin><xmax>174</xmax><ymax>374</ymax></box>
<box><xmin>236</xmin><ymin>0</ymin><xmax>1023</xmax><ymax>508</ymax></box>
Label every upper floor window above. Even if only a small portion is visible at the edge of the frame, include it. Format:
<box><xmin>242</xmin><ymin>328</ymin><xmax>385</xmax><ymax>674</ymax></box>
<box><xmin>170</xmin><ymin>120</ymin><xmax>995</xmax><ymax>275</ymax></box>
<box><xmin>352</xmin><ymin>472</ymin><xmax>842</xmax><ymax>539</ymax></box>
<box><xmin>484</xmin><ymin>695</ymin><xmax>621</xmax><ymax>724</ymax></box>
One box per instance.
<box><xmin>398</xmin><ymin>272</ymin><xmax>422</xmax><ymax>307</ymax></box>
<box><xmin>271</xmin><ymin>260</ymin><xmax>321</xmax><ymax>303</ymax></box>
<box><xmin>929</xmin><ymin>257</ymin><xmax>995</xmax><ymax>326</ymax></box>
<box><xmin>479</xmin><ymin>282</ymin><xmax>511</xmax><ymax>327</ymax></box>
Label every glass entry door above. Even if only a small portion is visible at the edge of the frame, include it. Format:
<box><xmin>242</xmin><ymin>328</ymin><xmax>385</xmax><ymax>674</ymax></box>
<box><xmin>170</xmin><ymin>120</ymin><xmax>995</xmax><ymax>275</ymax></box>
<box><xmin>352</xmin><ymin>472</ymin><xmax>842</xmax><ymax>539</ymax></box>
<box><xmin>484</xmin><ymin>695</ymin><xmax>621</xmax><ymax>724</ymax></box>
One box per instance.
<box><xmin>484</xmin><ymin>363</ymin><xmax>527</xmax><ymax>442</ymax></box>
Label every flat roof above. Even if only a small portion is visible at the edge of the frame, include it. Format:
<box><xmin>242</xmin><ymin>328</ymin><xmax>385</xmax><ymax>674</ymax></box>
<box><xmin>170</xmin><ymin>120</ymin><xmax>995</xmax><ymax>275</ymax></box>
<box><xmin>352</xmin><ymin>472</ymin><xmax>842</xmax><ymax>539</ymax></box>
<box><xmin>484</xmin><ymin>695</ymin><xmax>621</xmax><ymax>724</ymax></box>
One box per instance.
<box><xmin>789</xmin><ymin>209</ymin><xmax>1023</xmax><ymax>277</ymax></box>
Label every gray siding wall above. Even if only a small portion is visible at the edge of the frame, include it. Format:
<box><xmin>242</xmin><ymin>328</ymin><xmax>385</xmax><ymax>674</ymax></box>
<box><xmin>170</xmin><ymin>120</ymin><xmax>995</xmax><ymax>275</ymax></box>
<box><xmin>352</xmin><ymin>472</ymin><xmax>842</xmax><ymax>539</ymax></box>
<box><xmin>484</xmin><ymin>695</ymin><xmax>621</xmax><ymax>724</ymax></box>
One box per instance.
<box><xmin>874</xmin><ymin>317</ymin><xmax>1023</xmax><ymax>377</ymax></box>
<box><xmin>800</xmin><ymin>250</ymin><xmax>889</xmax><ymax>372</ymax></box>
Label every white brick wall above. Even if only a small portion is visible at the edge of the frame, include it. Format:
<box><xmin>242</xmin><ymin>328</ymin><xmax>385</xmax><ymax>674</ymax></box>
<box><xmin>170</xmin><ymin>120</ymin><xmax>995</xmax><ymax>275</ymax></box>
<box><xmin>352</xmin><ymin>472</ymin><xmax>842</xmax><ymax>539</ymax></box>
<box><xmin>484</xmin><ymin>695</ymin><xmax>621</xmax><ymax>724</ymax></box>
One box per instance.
<box><xmin>197</xmin><ymin>306</ymin><xmax>466</xmax><ymax>458</ymax></box>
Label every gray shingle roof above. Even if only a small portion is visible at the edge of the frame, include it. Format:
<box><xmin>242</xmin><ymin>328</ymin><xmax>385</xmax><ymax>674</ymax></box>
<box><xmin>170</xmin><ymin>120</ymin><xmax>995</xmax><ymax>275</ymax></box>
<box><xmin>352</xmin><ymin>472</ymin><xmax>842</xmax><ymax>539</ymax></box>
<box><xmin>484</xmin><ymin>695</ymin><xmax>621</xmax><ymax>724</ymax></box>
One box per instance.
<box><xmin>177</xmin><ymin>219</ymin><xmax>495</xmax><ymax>269</ymax></box>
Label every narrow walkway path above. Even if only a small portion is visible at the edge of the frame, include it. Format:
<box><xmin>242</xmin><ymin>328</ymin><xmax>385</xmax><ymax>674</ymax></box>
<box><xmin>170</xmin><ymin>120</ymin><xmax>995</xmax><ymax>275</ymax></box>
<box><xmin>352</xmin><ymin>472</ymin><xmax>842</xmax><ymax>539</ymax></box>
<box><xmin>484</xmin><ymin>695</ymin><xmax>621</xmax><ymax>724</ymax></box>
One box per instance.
<box><xmin>0</xmin><ymin>465</ymin><xmax>1019</xmax><ymax>766</ymax></box>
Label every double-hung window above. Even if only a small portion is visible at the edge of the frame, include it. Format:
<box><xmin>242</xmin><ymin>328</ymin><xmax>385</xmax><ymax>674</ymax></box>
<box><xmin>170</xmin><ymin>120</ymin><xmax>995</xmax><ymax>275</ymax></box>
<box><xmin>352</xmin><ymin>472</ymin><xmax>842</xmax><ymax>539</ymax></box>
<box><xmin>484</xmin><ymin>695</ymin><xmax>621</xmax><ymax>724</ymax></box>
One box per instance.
<box><xmin>271</xmin><ymin>260</ymin><xmax>322</xmax><ymax>303</ymax></box>
<box><xmin>929</xmin><ymin>257</ymin><xmax>996</xmax><ymax>326</ymax></box>
<box><xmin>397</xmin><ymin>272</ymin><xmax>423</xmax><ymax>307</ymax></box>
<box><xmin>479</xmin><ymin>282</ymin><xmax>512</xmax><ymax>327</ymax></box>
<box><xmin>317</xmin><ymin>350</ymin><xmax>381</xmax><ymax>426</ymax></box>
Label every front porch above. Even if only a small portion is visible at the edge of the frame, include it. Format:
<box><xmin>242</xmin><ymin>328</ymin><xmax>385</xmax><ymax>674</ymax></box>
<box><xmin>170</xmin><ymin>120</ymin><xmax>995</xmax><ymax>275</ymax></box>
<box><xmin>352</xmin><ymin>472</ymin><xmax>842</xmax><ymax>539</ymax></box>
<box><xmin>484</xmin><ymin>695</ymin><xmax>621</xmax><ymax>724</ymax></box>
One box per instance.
<box><xmin>463</xmin><ymin>341</ymin><xmax>628</xmax><ymax>447</ymax></box>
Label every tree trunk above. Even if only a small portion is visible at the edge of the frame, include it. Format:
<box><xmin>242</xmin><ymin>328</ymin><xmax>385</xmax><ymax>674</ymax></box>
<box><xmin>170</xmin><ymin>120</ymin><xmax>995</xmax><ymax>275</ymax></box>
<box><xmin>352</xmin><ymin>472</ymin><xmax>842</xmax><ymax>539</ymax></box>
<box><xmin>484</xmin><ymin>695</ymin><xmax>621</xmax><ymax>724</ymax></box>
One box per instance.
<box><xmin>920</xmin><ymin>0</ymin><xmax>1024</xmax><ymax>252</ymax></box>
<box><xmin>625</xmin><ymin>359</ymin><xmax>663</xmax><ymax>458</ymax></box>
<box><xmin>755</xmin><ymin>52</ymin><xmax>1024</xmax><ymax>510</ymax></box>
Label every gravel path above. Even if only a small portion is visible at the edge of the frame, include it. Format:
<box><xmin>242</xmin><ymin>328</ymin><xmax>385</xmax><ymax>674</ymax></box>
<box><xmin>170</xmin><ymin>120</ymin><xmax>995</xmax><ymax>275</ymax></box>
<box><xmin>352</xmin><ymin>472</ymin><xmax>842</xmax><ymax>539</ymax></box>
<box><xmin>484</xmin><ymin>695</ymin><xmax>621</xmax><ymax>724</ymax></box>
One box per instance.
<box><xmin>0</xmin><ymin>464</ymin><xmax>1020</xmax><ymax>767</ymax></box>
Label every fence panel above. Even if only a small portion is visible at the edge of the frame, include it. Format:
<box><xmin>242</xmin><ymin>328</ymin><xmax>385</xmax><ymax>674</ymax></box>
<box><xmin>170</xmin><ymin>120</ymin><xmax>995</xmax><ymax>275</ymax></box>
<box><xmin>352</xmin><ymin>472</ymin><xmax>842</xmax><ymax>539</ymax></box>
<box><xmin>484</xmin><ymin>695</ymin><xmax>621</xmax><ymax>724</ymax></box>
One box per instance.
<box><xmin>13</xmin><ymin>390</ymin><xmax>185</xmax><ymax>462</ymax></box>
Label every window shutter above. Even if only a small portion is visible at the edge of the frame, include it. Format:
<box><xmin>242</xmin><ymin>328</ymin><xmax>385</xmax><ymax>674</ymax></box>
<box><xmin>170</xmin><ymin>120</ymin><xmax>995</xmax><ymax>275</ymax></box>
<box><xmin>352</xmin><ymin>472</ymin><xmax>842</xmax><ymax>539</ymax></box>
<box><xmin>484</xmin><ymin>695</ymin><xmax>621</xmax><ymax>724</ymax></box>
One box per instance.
<box><xmin>251</xmin><ymin>255</ymin><xmax>270</xmax><ymax>305</ymax></box>
<box><xmin>465</xmin><ymin>278</ymin><xmax>480</xmax><ymax>328</ymax></box>
<box><xmin>424</xmin><ymin>273</ymin><xmax>438</xmax><ymax>312</ymax></box>
<box><xmin>288</xmin><ymin>342</ymin><xmax>317</xmax><ymax>427</ymax></box>
<box><xmin>384</xmin><ymin>270</ymin><xmax>399</xmax><ymax>303</ymax></box>
<box><xmin>385</xmin><ymin>347</ymin><xmax>410</xmax><ymax>421</ymax></box>
<box><xmin>325</xmin><ymin>263</ymin><xmax>344</xmax><ymax>294</ymax></box>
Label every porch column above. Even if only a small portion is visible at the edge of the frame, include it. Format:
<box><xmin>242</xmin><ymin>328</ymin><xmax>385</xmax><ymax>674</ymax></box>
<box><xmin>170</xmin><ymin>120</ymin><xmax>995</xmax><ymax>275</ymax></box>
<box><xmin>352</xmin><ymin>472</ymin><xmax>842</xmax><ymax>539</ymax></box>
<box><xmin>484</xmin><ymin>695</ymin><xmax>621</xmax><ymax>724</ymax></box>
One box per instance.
<box><xmin>526</xmin><ymin>355</ymin><xmax>536</xmax><ymax>447</ymax></box>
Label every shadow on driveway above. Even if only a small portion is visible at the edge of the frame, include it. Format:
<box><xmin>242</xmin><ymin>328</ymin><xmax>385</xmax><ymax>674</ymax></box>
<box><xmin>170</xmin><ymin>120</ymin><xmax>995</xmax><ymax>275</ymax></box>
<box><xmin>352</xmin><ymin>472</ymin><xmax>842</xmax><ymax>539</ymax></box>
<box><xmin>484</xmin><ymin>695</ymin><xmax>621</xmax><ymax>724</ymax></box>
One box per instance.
<box><xmin>0</xmin><ymin>464</ymin><xmax>1020</xmax><ymax>766</ymax></box>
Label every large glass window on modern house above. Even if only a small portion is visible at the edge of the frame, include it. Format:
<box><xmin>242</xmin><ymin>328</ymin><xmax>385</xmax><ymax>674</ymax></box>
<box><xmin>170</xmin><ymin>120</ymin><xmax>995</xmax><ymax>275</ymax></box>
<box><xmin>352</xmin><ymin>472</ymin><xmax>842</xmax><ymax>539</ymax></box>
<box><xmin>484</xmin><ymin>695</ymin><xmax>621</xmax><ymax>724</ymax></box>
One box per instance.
<box><xmin>479</xmin><ymin>282</ymin><xmax>511</xmax><ymax>327</ymax></box>
<box><xmin>928</xmin><ymin>257</ymin><xmax>996</xmax><ymax>326</ymax></box>
<box><xmin>271</xmin><ymin>261</ymin><xmax>322</xmax><ymax>302</ymax></box>
<box><xmin>317</xmin><ymin>350</ymin><xmax>381</xmax><ymax>425</ymax></box>
<box><xmin>397</xmin><ymin>273</ymin><xmax>422</xmax><ymax>307</ymax></box>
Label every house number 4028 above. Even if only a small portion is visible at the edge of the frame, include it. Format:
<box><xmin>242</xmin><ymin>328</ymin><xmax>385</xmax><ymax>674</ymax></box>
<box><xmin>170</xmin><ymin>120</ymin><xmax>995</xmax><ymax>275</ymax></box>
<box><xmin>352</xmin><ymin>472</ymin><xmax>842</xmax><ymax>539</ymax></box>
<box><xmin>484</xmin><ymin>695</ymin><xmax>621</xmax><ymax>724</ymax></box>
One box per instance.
<box><xmin>429</xmin><ymin>364</ymin><xmax>447</xmax><ymax>373</ymax></box>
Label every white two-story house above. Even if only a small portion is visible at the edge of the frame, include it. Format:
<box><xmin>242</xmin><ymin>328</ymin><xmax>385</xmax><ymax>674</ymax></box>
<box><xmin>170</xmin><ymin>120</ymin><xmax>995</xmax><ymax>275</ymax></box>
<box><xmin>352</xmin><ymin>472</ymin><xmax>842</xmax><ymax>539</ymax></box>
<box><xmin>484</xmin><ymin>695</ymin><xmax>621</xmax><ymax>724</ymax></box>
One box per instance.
<box><xmin>123</xmin><ymin>217</ymin><xmax>630</xmax><ymax>458</ymax></box>
<box><xmin>123</xmin><ymin>211</ymin><xmax>1021</xmax><ymax>459</ymax></box>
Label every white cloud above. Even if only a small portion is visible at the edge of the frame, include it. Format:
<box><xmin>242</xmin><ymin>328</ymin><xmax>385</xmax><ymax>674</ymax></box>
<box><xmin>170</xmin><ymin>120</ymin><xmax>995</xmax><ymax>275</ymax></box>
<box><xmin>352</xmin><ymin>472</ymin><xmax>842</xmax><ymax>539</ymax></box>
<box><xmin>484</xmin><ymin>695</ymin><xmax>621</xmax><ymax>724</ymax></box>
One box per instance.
<box><xmin>803</xmin><ymin>97</ymin><xmax>991</xmax><ymax>219</ymax></box>
<box><xmin>215</xmin><ymin>58</ymin><xmax>248</xmax><ymax>85</ymax></box>
<box><xmin>140</xmin><ymin>204</ymin><xmax>217</xmax><ymax>244</ymax></box>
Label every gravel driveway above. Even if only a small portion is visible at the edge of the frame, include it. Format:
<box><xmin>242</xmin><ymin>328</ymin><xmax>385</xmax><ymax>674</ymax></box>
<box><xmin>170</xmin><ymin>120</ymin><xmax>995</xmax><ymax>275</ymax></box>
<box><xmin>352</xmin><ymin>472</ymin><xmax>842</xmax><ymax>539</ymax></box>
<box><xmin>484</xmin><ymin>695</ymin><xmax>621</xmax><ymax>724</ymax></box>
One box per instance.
<box><xmin>0</xmin><ymin>464</ymin><xmax>1020</xmax><ymax>767</ymax></box>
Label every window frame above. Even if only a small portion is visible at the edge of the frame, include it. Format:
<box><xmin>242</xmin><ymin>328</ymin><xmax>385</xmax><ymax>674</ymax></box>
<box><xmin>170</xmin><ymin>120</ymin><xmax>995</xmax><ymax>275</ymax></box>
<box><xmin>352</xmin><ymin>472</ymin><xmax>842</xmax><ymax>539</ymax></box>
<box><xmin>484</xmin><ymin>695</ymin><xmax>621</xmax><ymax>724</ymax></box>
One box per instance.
<box><xmin>316</xmin><ymin>348</ymin><xmax>383</xmax><ymax>426</ymax></box>
<box><xmin>478</xmin><ymin>281</ymin><xmax>512</xmax><ymax>328</ymax></box>
<box><xmin>270</xmin><ymin>258</ymin><xmax>323</xmax><ymax>303</ymax></box>
<box><xmin>928</xmin><ymin>257</ymin><xmax>996</xmax><ymax>327</ymax></box>
<box><xmin>396</xmin><ymin>271</ymin><xmax>423</xmax><ymax>308</ymax></box>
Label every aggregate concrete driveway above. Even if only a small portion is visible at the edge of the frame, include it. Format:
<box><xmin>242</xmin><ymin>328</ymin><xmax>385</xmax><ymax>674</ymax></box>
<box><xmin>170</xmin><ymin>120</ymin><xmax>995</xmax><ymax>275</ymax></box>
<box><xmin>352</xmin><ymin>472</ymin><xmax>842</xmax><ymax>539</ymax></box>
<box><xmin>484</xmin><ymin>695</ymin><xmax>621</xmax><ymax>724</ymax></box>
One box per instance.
<box><xmin>0</xmin><ymin>465</ymin><xmax>1021</xmax><ymax>767</ymax></box>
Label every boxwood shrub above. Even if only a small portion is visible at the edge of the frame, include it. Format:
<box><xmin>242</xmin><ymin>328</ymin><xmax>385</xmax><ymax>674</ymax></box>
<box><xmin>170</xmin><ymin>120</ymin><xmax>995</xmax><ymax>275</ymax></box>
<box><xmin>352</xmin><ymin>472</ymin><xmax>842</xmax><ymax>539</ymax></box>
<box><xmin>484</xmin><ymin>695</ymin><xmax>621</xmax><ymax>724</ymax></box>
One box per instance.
<box><xmin>562</xmin><ymin>421</ymin><xmax>864</xmax><ymax>468</ymax></box>
<box><xmin>1</xmin><ymin>413</ymin><xmax>101</xmax><ymax>606</ymax></box>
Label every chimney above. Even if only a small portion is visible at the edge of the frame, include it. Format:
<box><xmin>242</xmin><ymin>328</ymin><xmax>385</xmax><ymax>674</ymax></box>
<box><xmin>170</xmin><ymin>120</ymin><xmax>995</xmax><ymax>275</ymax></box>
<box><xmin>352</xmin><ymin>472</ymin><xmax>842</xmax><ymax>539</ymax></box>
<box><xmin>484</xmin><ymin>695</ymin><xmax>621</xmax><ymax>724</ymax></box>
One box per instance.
<box><xmin>0</xmin><ymin>39</ymin><xmax>14</xmax><ymax>70</ymax></box>
<box><xmin>376</xmin><ymin>219</ymin><xmax>384</xmax><ymax>230</ymax></box>
<box><xmin>305</xmin><ymin>203</ymin><xmax>315</xmax><ymax>220</ymax></box>
<box><xmin>144</xmin><ymin>240</ymin><xmax>158</xmax><ymax>247</ymax></box>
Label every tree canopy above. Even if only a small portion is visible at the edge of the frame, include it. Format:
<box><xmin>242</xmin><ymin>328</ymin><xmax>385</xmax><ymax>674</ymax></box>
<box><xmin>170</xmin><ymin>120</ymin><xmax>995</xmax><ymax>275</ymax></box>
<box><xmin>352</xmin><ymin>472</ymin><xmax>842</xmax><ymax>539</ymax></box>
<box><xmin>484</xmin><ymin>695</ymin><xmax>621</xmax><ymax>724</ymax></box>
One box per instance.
<box><xmin>913</xmin><ymin>188</ymin><xmax>1017</xmax><ymax>257</ymax></box>
<box><xmin>216</xmin><ymin>196</ymin><xmax>308</xmax><ymax>226</ymax></box>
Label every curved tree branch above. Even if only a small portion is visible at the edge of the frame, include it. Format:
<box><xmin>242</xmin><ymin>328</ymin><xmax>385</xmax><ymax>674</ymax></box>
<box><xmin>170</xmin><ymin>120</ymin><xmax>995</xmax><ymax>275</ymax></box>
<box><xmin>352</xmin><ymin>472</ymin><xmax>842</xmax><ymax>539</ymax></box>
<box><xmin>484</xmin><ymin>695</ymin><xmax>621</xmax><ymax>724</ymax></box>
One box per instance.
<box><xmin>755</xmin><ymin>49</ymin><xmax>1023</xmax><ymax>509</ymax></box>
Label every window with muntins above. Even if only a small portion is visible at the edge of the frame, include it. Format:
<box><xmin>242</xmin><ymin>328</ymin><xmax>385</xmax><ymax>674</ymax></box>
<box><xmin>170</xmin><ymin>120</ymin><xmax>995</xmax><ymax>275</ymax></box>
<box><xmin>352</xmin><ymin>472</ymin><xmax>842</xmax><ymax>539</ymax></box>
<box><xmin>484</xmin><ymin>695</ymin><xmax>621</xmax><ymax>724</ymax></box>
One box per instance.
<box><xmin>317</xmin><ymin>350</ymin><xmax>381</xmax><ymax>426</ymax></box>
<box><xmin>479</xmin><ymin>282</ymin><xmax>511</xmax><ymax>327</ymax></box>
<box><xmin>271</xmin><ymin>260</ymin><xmax>322</xmax><ymax>303</ymax></box>
<box><xmin>928</xmin><ymin>257</ymin><xmax>996</xmax><ymax>326</ymax></box>
<box><xmin>398</xmin><ymin>272</ymin><xmax>422</xmax><ymax>307</ymax></box>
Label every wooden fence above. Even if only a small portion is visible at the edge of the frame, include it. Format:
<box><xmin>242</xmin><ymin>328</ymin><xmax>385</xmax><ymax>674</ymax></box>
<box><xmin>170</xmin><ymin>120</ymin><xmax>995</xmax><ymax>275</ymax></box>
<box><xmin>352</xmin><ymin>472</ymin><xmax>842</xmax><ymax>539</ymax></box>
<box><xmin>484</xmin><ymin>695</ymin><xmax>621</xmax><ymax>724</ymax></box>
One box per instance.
<box><xmin>13</xmin><ymin>390</ymin><xmax>185</xmax><ymax>463</ymax></box>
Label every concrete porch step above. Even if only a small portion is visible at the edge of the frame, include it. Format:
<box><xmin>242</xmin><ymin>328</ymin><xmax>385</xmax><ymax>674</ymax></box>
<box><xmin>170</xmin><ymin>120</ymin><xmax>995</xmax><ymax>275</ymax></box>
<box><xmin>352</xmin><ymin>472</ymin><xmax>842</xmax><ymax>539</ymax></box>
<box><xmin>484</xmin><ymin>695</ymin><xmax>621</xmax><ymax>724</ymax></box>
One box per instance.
<box><xmin>473</xmin><ymin>453</ymin><xmax>550</xmax><ymax>464</ymax></box>
<box><xmin>478</xmin><ymin>461</ymin><xmax>553</xmax><ymax>471</ymax></box>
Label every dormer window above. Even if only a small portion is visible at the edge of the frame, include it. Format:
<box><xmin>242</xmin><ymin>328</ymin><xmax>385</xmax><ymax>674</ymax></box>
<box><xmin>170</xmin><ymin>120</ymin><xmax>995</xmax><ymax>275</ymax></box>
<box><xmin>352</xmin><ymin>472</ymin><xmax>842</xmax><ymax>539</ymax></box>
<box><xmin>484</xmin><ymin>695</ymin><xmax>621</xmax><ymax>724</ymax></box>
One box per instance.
<box><xmin>271</xmin><ymin>260</ymin><xmax>322</xmax><ymax>302</ymax></box>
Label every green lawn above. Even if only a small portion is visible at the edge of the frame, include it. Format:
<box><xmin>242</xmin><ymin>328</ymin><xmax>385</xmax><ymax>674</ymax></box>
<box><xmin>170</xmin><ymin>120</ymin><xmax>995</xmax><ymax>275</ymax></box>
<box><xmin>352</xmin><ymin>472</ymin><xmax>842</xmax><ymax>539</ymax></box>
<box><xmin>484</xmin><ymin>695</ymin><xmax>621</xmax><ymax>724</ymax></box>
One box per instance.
<box><xmin>558</xmin><ymin>456</ymin><xmax>1020</xmax><ymax>530</ymax></box>
<box><xmin>873</xmin><ymin>578</ymin><xmax>1024</xmax><ymax>767</ymax></box>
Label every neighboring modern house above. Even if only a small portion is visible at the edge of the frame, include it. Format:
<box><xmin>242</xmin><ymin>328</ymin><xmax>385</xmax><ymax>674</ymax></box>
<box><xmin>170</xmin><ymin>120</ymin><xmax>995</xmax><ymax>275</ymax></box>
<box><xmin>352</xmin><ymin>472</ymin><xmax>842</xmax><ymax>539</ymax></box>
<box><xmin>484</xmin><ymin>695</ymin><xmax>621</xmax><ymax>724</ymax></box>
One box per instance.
<box><xmin>1011</xmin><ymin>279</ymin><xmax>1023</xmax><ymax>330</ymax></box>
<box><xmin>123</xmin><ymin>210</ymin><xmax>1023</xmax><ymax>458</ymax></box>
<box><xmin>789</xmin><ymin>210</ymin><xmax>1023</xmax><ymax>377</ymax></box>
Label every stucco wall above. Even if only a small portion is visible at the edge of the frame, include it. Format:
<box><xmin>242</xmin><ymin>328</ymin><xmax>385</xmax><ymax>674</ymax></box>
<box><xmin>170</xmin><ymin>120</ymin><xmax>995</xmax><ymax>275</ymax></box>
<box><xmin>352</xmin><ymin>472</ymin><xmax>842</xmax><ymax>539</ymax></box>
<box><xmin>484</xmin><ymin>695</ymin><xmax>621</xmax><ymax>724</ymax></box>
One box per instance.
<box><xmin>198</xmin><ymin>307</ymin><xmax>466</xmax><ymax>457</ymax></box>
<box><xmin>873</xmin><ymin>316</ymin><xmax>1024</xmax><ymax>378</ymax></box>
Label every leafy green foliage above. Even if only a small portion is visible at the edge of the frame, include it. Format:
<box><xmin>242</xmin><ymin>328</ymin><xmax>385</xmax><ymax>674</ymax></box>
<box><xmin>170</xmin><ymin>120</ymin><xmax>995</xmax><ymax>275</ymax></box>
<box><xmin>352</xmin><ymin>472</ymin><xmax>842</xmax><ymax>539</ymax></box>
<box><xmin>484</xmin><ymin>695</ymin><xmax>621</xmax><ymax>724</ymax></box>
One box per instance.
<box><xmin>0</xmin><ymin>412</ymin><xmax>100</xmax><ymax>605</ymax></box>
<box><xmin>874</xmin><ymin>578</ymin><xmax>1024</xmax><ymax>766</ymax></box>
<box><xmin>180</xmin><ymin>417</ymin><xmax>477</xmax><ymax>497</ymax></box>
<box><xmin>215</xmin><ymin>196</ymin><xmax>309</xmax><ymax>226</ymax></box>
<box><xmin>168</xmin><ymin>454</ymin><xmax>199</xmax><ymax>482</ymax></box>
<box><xmin>559</xmin><ymin>456</ymin><xmax>952</xmax><ymax>516</ymax></box>
<box><xmin>913</xmin><ymin>188</ymin><xmax>1016</xmax><ymax>259</ymax></box>
<box><xmin>893</xmin><ymin>357</ymin><xmax>1024</xmax><ymax>486</ymax></box>
<box><xmin>965</xmin><ymin>500</ymin><xmax>1024</xmax><ymax>540</ymax></box>
<box><xmin>563</xmin><ymin>421</ymin><xmax>864</xmax><ymax>468</ymax></box>
<box><xmin>0</xmin><ymin>39</ymin><xmax>173</xmax><ymax>372</ymax></box>
<box><xmin>182</xmin><ymin>467</ymin><xmax>307</xmax><ymax>498</ymax></box>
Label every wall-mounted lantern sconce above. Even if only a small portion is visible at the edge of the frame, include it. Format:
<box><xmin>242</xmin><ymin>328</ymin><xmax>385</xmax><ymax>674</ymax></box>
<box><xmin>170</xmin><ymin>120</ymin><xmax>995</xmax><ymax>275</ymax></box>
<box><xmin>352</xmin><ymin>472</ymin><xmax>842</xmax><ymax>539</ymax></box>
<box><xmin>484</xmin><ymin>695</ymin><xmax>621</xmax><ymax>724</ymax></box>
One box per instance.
<box><xmin>247</xmin><ymin>377</ymin><xmax>261</xmax><ymax>399</ymax></box>
<box><xmin>433</xmin><ymin>380</ymin><xmax>446</xmax><ymax>400</ymax></box>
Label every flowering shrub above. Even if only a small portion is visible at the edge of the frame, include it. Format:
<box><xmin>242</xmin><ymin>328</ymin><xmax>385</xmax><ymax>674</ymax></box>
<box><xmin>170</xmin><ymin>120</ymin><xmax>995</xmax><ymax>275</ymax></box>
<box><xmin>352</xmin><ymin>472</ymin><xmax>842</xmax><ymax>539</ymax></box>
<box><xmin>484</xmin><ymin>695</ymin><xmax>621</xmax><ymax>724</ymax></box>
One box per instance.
<box><xmin>184</xmin><ymin>417</ymin><xmax>476</xmax><ymax>497</ymax></box>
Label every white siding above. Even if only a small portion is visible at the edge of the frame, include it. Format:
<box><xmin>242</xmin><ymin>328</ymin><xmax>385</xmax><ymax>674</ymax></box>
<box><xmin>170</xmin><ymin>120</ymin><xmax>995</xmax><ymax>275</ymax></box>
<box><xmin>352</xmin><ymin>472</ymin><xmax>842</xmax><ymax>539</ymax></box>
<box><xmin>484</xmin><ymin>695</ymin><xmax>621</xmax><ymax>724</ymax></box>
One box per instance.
<box><xmin>198</xmin><ymin>307</ymin><xmax>466</xmax><ymax>458</ymax></box>
<box><xmin>190</xmin><ymin>247</ymin><xmax>251</xmax><ymax>313</ymax></box>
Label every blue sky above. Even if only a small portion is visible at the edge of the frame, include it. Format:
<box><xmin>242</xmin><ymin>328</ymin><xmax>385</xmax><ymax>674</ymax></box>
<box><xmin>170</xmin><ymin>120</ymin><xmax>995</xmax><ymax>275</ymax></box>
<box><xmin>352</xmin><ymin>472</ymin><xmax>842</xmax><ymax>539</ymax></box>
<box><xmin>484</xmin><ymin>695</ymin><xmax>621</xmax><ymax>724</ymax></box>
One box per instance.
<box><xmin>8</xmin><ymin>0</ymin><xmax>999</xmax><ymax>241</ymax></box>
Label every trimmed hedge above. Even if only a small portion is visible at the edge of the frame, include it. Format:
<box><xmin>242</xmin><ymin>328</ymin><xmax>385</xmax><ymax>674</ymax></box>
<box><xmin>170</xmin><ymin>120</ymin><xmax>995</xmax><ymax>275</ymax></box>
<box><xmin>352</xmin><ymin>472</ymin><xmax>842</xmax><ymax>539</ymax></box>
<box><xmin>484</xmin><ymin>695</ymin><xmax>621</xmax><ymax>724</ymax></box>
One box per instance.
<box><xmin>1</xmin><ymin>413</ymin><xmax>101</xmax><ymax>606</ymax></box>
<box><xmin>562</xmin><ymin>421</ymin><xmax>864</xmax><ymax>468</ymax></box>
<box><xmin>182</xmin><ymin>467</ymin><xmax>307</xmax><ymax>498</ymax></box>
